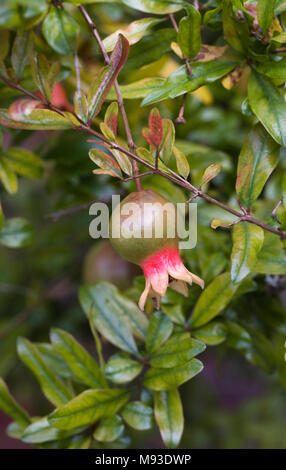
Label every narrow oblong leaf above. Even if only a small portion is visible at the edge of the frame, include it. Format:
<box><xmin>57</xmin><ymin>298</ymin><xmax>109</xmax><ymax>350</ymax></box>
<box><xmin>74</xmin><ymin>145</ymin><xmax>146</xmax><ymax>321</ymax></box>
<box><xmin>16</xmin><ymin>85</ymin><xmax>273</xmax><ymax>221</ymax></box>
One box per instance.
<box><xmin>107</xmin><ymin>78</ymin><xmax>164</xmax><ymax>100</ymax></box>
<box><xmin>1</xmin><ymin>108</ymin><xmax>73</xmax><ymax>131</ymax></box>
<box><xmin>17</xmin><ymin>337</ymin><xmax>72</xmax><ymax>407</ymax></box>
<box><xmin>42</xmin><ymin>7</ymin><xmax>79</xmax><ymax>55</ymax></box>
<box><xmin>120</xmin><ymin>0</ymin><xmax>184</xmax><ymax>14</ymax></box>
<box><xmin>22</xmin><ymin>417</ymin><xmax>79</xmax><ymax>444</ymax></box>
<box><xmin>146</xmin><ymin>311</ymin><xmax>173</xmax><ymax>354</ymax></box>
<box><xmin>191</xmin><ymin>272</ymin><xmax>239</xmax><ymax>328</ymax></box>
<box><xmin>0</xmin><ymin>157</ymin><xmax>18</xmax><ymax>194</ymax></box>
<box><xmin>121</xmin><ymin>401</ymin><xmax>154</xmax><ymax>431</ymax></box>
<box><xmin>104</xmin><ymin>354</ymin><xmax>143</xmax><ymax>384</ymax></box>
<box><xmin>11</xmin><ymin>30</ymin><xmax>32</xmax><ymax>78</ymax></box>
<box><xmin>73</xmin><ymin>89</ymin><xmax>88</xmax><ymax>123</ymax></box>
<box><xmin>248</xmin><ymin>70</ymin><xmax>286</xmax><ymax>146</ymax></box>
<box><xmin>87</xmin><ymin>34</ymin><xmax>129</xmax><ymax>119</ymax></box>
<box><xmin>236</xmin><ymin>124</ymin><xmax>280</xmax><ymax>207</ymax></box>
<box><xmin>231</xmin><ymin>223</ymin><xmax>264</xmax><ymax>283</ymax></box>
<box><xmin>193</xmin><ymin>321</ymin><xmax>227</xmax><ymax>346</ymax></box>
<box><xmin>178</xmin><ymin>6</ymin><xmax>201</xmax><ymax>59</ymax></box>
<box><xmin>4</xmin><ymin>148</ymin><xmax>44</xmax><ymax>179</ymax></box>
<box><xmin>0</xmin><ymin>378</ymin><xmax>30</xmax><ymax>427</ymax></box>
<box><xmin>258</xmin><ymin>0</ymin><xmax>276</xmax><ymax>33</ymax></box>
<box><xmin>0</xmin><ymin>218</ymin><xmax>34</xmax><ymax>248</ymax></box>
<box><xmin>79</xmin><ymin>283</ymin><xmax>145</xmax><ymax>355</ymax></box>
<box><xmin>104</xmin><ymin>102</ymin><xmax>118</xmax><ymax>136</ymax></box>
<box><xmin>173</xmin><ymin>146</ymin><xmax>190</xmax><ymax>179</ymax></box>
<box><xmin>159</xmin><ymin>118</ymin><xmax>175</xmax><ymax>164</ymax></box>
<box><xmin>154</xmin><ymin>389</ymin><xmax>183</xmax><ymax>449</ymax></box>
<box><xmin>89</xmin><ymin>148</ymin><xmax>122</xmax><ymax>179</ymax></box>
<box><xmin>143</xmin><ymin>358</ymin><xmax>203</xmax><ymax>391</ymax></box>
<box><xmin>50</xmin><ymin>328</ymin><xmax>107</xmax><ymax>388</ymax></box>
<box><xmin>48</xmin><ymin>389</ymin><xmax>130</xmax><ymax>430</ymax></box>
<box><xmin>149</xmin><ymin>336</ymin><xmax>206</xmax><ymax>369</ymax></box>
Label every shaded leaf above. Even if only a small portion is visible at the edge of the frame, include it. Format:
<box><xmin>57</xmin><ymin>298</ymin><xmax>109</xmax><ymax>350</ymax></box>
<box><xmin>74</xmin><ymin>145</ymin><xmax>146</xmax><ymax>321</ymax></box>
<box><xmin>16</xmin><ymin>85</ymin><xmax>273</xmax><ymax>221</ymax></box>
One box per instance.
<box><xmin>191</xmin><ymin>272</ymin><xmax>239</xmax><ymax>328</ymax></box>
<box><xmin>22</xmin><ymin>417</ymin><xmax>80</xmax><ymax>444</ymax></box>
<box><xmin>231</xmin><ymin>223</ymin><xmax>264</xmax><ymax>283</ymax></box>
<box><xmin>0</xmin><ymin>156</ymin><xmax>18</xmax><ymax>194</ymax></box>
<box><xmin>178</xmin><ymin>5</ymin><xmax>201</xmax><ymax>59</ymax></box>
<box><xmin>0</xmin><ymin>218</ymin><xmax>34</xmax><ymax>248</ymax></box>
<box><xmin>121</xmin><ymin>401</ymin><xmax>154</xmax><ymax>430</ymax></box>
<box><xmin>0</xmin><ymin>108</ymin><xmax>73</xmax><ymax>131</ymax></box>
<box><xmin>42</xmin><ymin>6</ymin><xmax>79</xmax><ymax>55</ymax></box>
<box><xmin>17</xmin><ymin>337</ymin><xmax>72</xmax><ymax>407</ymax></box>
<box><xmin>154</xmin><ymin>389</ymin><xmax>183</xmax><ymax>449</ymax></box>
<box><xmin>93</xmin><ymin>415</ymin><xmax>124</xmax><ymax>442</ymax></box>
<box><xmin>255</xmin><ymin>232</ymin><xmax>286</xmax><ymax>274</ymax></box>
<box><xmin>11</xmin><ymin>30</ymin><xmax>32</xmax><ymax>78</ymax></box>
<box><xmin>146</xmin><ymin>311</ymin><xmax>173</xmax><ymax>354</ymax></box>
<box><xmin>222</xmin><ymin>0</ymin><xmax>249</xmax><ymax>53</ymax></box>
<box><xmin>159</xmin><ymin>118</ymin><xmax>175</xmax><ymax>164</ymax></box>
<box><xmin>193</xmin><ymin>321</ymin><xmax>227</xmax><ymax>346</ymax></box>
<box><xmin>173</xmin><ymin>145</ymin><xmax>190</xmax><ymax>179</ymax></box>
<box><xmin>0</xmin><ymin>378</ymin><xmax>30</xmax><ymax>427</ymax></box>
<box><xmin>4</xmin><ymin>148</ymin><xmax>44</xmax><ymax>179</ymax></box>
<box><xmin>104</xmin><ymin>354</ymin><xmax>143</xmax><ymax>384</ymax></box>
<box><xmin>108</xmin><ymin>78</ymin><xmax>165</xmax><ymax>100</ymax></box>
<box><xmin>73</xmin><ymin>89</ymin><xmax>88</xmax><ymax>123</ymax></box>
<box><xmin>89</xmin><ymin>148</ymin><xmax>122</xmax><ymax>179</ymax></box>
<box><xmin>120</xmin><ymin>0</ymin><xmax>184</xmax><ymax>14</ymax></box>
<box><xmin>104</xmin><ymin>102</ymin><xmax>118</xmax><ymax>136</ymax></box>
<box><xmin>258</xmin><ymin>0</ymin><xmax>276</xmax><ymax>33</ymax></box>
<box><xmin>149</xmin><ymin>335</ymin><xmax>205</xmax><ymax>368</ymax></box>
<box><xmin>48</xmin><ymin>389</ymin><xmax>130</xmax><ymax>430</ymax></box>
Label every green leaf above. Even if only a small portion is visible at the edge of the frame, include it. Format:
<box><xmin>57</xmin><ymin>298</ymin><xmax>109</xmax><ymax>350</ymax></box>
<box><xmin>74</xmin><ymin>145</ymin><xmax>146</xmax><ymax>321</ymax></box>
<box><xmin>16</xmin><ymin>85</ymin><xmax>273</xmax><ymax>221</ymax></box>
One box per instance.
<box><xmin>256</xmin><ymin>58</ymin><xmax>286</xmax><ymax>80</ymax></box>
<box><xmin>30</xmin><ymin>53</ymin><xmax>52</xmax><ymax>101</ymax></box>
<box><xmin>143</xmin><ymin>358</ymin><xmax>203</xmax><ymax>391</ymax></box>
<box><xmin>0</xmin><ymin>2</ymin><xmax>21</xmax><ymax>29</ymax></box>
<box><xmin>0</xmin><ymin>108</ymin><xmax>73</xmax><ymax>131</ymax></box>
<box><xmin>154</xmin><ymin>389</ymin><xmax>183</xmax><ymax>449</ymax></box>
<box><xmin>142</xmin><ymin>59</ymin><xmax>238</xmax><ymax>105</ymax></box>
<box><xmin>191</xmin><ymin>272</ymin><xmax>239</xmax><ymax>328</ymax></box>
<box><xmin>107</xmin><ymin>78</ymin><xmax>165</xmax><ymax>100</ymax></box>
<box><xmin>0</xmin><ymin>156</ymin><xmax>18</xmax><ymax>194</ymax></box>
<box><xmin>236</xmin><ymin>124</ymin><xmax>280</xmax><ymax>207</ymax></box>
<box><xmin>11</xmin><ymin>30</ymin><xmax>32</xmax><ymax>78</ymax></box>
<box><xmin>255</xmin><ymin>231</ymin><xmax>286</xmax><ymax>274</ymax></box>
<box><xmin>120</xmin><ymin>0</ymin><xmax>184</xmax><ymax>14</ymax></box>
<box><xmin>93</xmin><ymin>415</ymin><xmax>124</xmax><ymax>442</ymax></box>
<box><xmin>50</xmin><ymin>328</ymin><xmax>107</xmax><ymax>388</ymax></box>
<box><xmin>104</xmin><ymin>353</ymin><xmax>143</xmax><ymax>384</ymax></box>
<box><xmin>193</xmin><ymin>321</ymin><xmax>227</xmax><ymax>346</ymax></box>
<box><xmin>178</xmin><ymin>6</ymin><xmax>201</xmax><ymax>59</ymax></box>
<box><xmin>48</xmin><ymin>389</ymin><xmax>130</xmax><ymax>430</ymax></box>
<box><xmin>73</xmin><ymin>89</ymin><xmax>88</xmax><ymax>123</ymax></box>
<box><xmin>79</xmin><ymin>282</ymin><xmax>145</xmax><ymax>355</ymax></box>
<box><xmin>0</xmin><ymin>201</ymin><xmax>3</xmax><ymax>230</ymax></box>
<box><xmin>0</xmin><ymin>378</ymin><xmax>30</xmax><ymax>427</ymax></box>
<box><xmin>0</xmin><ymin>218</ymin><xmax>34</xmax><ymax>248</ymax></box>
<box><xmin>17</xmin><ymin>337</ymin><xmax>72</xmax><ymax>407</ymax></box>
<box><xmin>87</xmin><ymin>34</ymin><xmax>129</xmax><ymax>119</ymax></box>
<box><xmin>22</xmin><ymin>417</ymin><xmax>80</xmax><ymax>444</ymax></box>
<box><xmin>258</xmin><ymin>0</ymin><xmax>276</xmax><ymax>33</ymax></box>
<box><xmin>161</xmin><ymin>304</ymin><xmax>185</xmax><ymax>325</ymax></box>
<box><xmin>149</xmin><ymin>335</ymin><xmax>205</xmax><ymax>369</ymax></box>
<box><xmin>121</xmin><ymin>401</ymin><xmax>154</xmax><ymax>430</ymax></box>
<box><xmin>159</xmin><ymin>118</ymin><xmax>175</xmax><ymax>164</ymax></box>
<box><xmin>36</xmin><ymin>343</ymin><xmax>74</xmax><ymax>380</ymax></box>
<box><xmin>67</xmin><ymin>435</ymin><xmax>91</xmax><ymax>449</ymax></box>
<box><xmin>173</xmin><ymin>145</ymin><xmax>190</xmax><ymax>179</ymax></box>
<box><xmin>42</xmin><ymin>6</ymin><xmax>79</xmax><ymax>55</ymax></box>
<box><xmin>103</xmin><ymin>17</ymin><xmax>164</xmax><ymax>52</ymax></box>
<box><xmin>104</xmin><ymin>102</ymin><xmax>118</xmax><ymax>136</ymax></box>
<box><xmin>222</xmin><ymin>0</ymin><xmax>249</xmax><ymax>53</ymax></box>
<box><xmin>231</xmin><ymin>223</ymin><xmax>264</xmax><ymax>283</ymax></box>
<box><xmin>4</xmin><ymin>148</ymin><xmax>44</xmax><ymax>179</ymax></box>
<box><xmin>146</xmin><ymin>311</ymin><xmax>173</xmax><ymax>354</ymax></box>
<box><xmin>248</xmin><ymin>70</ymin><xmax>286</xmax><ymax>146</ymax></box>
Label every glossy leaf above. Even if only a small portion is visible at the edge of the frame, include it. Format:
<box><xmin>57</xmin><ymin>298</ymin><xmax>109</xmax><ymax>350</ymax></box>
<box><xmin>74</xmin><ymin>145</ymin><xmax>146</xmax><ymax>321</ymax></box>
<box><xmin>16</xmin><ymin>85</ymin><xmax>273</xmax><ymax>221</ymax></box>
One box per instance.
<box><xmin>42</xmin><ymin>7</ymin><xmax>79</xmax><ymax>55</ymax></box>
<box><xmin>0</xmin><ymin>378</ymin><xmax>30</xmax><ymax>427</ymax></box>
<box><xmin>146</xmin><ymin>311</ymin><xmax>173</xmax><ymax>354</ymax></box>
<box><xmin>193</xmin><ymin>321</ymin><xmax>227</xmax><ymax>346</ymax></box>
<box><xmin>104</xmin><ymin>102</ymin><xmax>118</xmax><ymax>136</ymax></box>
<box><xmin>104</xmin><ymin>354</ymin><xmax>143</xmax><ymax>384</ymax></box>
<box><xmin>149</xmin><ymin>335</ymin><xmax>206</xmax><ymax>369</ymax></box>
<box><xmin>121</xmin><ymin>401</ymin><xmax>154</xmax><ymax>430</ymax></box>
<box><xmin>256</xmin><ymin>59</ymin><xmax>286</xmax><ymax>80</ymax></box>
<box><xmin>50</xmin><ymin>328</ymin><xmax>107</xmax><ymax>388</ymax></box>
<box><xmin>73</xmin><ymin>89</ymin><xmax>88</xmax><ymax>123</ymax></box>
<box><xmin>191</xmin><ymin>272</ymin><xmax>239</xmax><ymax>328</ymax></box>
<box><xmin>142</xmin><ymin>59</ymin><xmax>238</xmax><ymax>105</ymax></box>
<box><xmin>154</xmin><ymin>389</ymin><xmax>183</xmax><ymax>449</ymax></box>
<box><xmin>87</xmin><ymin>34</ymin><xmax>129</xmax><ymax>119</ymax></box>
<box><xmin>108</xmin><ymin>78</ymin><xmax>164</xmax><ymax>100</ymax></box>
<box><xmin>173</xmin><ymin>145</ymin><xmax>190</xmax><ymax>179</ymax></box>
<box><xmin>258</xmin><ymin>0</ymin><xmax>276</xmax><ymax>33</ymax></box>
<box><xmin>178</xmin><ymin>5</ymin><xmax>201</xmax><ymax>59</ymax></box>
<box><xmin>48</xmin><ymin>389</ymin><xmax>130</xmax><ymax>430</ymax></box>
<box><xmin>236</xmin><ymin>124</ymin><xmax>280</xmax><ymax>207</ymax></box>
<box><xmin>103</xmin><ymin>17</ymin><xmax>164</xmax><ymax>52</ymax></box>
<box><xmin>79</xmin><ymin>282</ymin><xmax>146</xmax><ymax>355</ymax></box>
<box><xmin>159</xmin><ymin>118</ymin><xmax>175</xmax><ymax>164</ymax></box>
<box><xmin>22</xmin><ymin>417</ymin><xmax>79</xmax><ymax>444</ymax></box>
<box><xmin>161</xmin><ymin>304</ymin><xmax>185</xmax><ymax>325</ymax></box>
<box><xmin>93</xmin><ymin>415</ymin><xmax>124</xmax><ymax>442</ymax></box>
<box><xmin>0</xmin><ymin>156</ymin><xmax>18</xmax><ymax>194</ymax></box>
<box><xmin>30</xmin><ymin>53</ymin><xmax>52</xmax><ymax>101</ymax></box>
<box><xmin>255</xmin><ymin>232</ymin><xmax>286</xmax><ymax>274</ymax></box>
<box><xmin>0</xmin><ymin>108</ymin><xmax>73</xmax><ymax>130</ymax></box>
<box><xmin>248</xmin><ymin>70</ymin><xmax>286</xmax><ymax>146</ymax></box>
<box><xmin>143</xmin><ymin>358</ymin><xmax>203</xmax><ymax>391</ymax></box>
<box><xmin>231</xmin><ymin>223</ymin><xmax>264</xmax><ymax>283</ymax></box>
<box><xmin>222</xmin><ymin>0</ymin><xmax>249</xmax><ymax>53</ymax></box>
<box><xmin>17</xmin><ymin>337</ymin><xmax>72</xmax><ymax>406</ymax></box>
<box><xmin>0</xmin><ymin>218</ymin><xmax>34</xmax><ymax>248</ymax></box>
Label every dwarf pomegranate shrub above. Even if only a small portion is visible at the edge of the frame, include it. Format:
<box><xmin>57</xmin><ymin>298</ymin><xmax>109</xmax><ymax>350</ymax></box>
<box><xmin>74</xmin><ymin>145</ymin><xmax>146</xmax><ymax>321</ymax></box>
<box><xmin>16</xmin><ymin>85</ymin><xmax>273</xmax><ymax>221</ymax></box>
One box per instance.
<box><xmin>0</xmin><ymin>0</ymin><xmax>286</xmax><ymax>450</ymax></box>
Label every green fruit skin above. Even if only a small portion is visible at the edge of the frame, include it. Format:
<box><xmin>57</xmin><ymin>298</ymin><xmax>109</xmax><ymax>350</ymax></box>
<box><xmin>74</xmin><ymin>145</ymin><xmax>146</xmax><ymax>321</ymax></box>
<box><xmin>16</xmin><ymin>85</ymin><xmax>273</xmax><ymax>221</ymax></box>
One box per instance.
<box><xmin>109</xmin><ymin>190</ymin><xmax>179</xmax><ymax>265</ymax></box>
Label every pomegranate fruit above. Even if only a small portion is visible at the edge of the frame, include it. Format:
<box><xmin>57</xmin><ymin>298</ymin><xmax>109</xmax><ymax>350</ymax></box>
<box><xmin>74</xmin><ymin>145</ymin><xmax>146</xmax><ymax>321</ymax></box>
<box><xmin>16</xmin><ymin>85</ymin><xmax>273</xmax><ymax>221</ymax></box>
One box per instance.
<box><xmin>109</xmin><ymin>190</ymin><xmax>204</xmax><ymax>310</ymax></box>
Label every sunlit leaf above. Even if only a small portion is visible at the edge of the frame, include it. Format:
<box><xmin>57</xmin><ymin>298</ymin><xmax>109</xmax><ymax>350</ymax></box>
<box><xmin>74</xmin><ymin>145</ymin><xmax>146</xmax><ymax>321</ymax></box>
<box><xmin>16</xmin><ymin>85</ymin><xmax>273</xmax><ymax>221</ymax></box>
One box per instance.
<box><xmin>122</xmin><ymin>401</ymin><xmax>154</xmax><ymax>430</ymax></box>
<box><xmin>104</xmin><ymin>354</ymin><xmax>143</xmax><ymax>384</ymax></box>
<box><xmin>143</xmin><ymin>358</ymin><xmax>203</xmax><ymax>391</ymax></box>
<box><xmin>154</xmin><ymin>389</ymin><xmax>183</xmax><ymax>449</ymax></box>
<box><xmin>93</xmin><ymin>415</ymin><xmax>124</xmax><ymax>442</ymax></box>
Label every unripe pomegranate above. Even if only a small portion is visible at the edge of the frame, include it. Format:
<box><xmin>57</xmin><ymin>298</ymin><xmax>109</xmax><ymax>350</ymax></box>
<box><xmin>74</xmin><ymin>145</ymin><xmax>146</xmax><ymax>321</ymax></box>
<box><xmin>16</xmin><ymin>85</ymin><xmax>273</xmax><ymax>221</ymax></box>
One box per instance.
<box><xmin>109</xmin><ymin>190</ymin><xmax>204</xmax><ymax>310</ymax></box>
